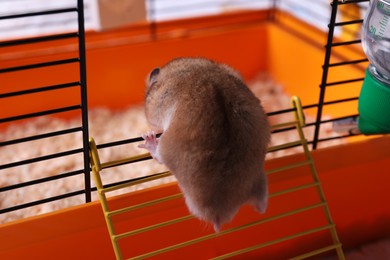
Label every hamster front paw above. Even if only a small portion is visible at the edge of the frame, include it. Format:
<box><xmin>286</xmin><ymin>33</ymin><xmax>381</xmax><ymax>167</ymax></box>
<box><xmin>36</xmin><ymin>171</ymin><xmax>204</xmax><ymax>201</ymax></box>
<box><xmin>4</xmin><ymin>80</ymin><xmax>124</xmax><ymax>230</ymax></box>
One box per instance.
<box><xmin>138</xmin><ymin>131</ymin><xmax>162</xmax><ymax>163</ymax></box>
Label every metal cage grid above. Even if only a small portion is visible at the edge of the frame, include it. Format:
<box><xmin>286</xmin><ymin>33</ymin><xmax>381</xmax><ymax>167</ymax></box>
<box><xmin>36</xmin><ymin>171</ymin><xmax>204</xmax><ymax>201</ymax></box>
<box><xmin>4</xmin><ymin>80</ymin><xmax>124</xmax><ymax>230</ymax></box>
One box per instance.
<box><xmin>0</xmin><ymin>0</ymin><xmax>91</xmax><ymax>214</ymax></box>
<box><xmin>313</xmin><ymin>0</ymin><xmax>370</xmax><ymax>149</ymax></box>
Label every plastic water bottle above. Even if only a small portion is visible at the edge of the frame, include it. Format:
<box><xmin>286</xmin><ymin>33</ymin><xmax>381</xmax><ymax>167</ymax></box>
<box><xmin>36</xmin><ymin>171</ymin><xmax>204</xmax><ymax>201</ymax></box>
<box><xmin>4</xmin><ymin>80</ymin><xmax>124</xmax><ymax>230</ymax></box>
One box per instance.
<box><xmin>358</xmin><ymin>0</ymin><xmax>390</xmax><ymax>134</ymax></box>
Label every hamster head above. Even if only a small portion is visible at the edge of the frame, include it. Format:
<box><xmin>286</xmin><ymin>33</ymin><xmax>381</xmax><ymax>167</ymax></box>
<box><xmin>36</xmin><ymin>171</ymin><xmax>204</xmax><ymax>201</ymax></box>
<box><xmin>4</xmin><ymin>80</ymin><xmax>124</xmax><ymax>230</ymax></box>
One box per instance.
<box><xmin>145</xmin><ymin>68</ymin><xmax>177</xmax><ymax>133</ymax></box>
<box><xmin>144</xmin><ymin>67</ymin><xmax>166</xmax><ymax>132</ymax></box>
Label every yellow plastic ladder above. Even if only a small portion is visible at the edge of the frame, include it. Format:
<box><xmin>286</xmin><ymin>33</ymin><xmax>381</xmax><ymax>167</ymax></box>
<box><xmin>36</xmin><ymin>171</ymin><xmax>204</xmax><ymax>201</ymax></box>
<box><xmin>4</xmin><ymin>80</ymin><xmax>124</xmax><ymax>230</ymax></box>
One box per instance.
<box><xmin>89</xmin><ymin>96</ymin><xmax>345</xmax><ymax>260</ymax></box>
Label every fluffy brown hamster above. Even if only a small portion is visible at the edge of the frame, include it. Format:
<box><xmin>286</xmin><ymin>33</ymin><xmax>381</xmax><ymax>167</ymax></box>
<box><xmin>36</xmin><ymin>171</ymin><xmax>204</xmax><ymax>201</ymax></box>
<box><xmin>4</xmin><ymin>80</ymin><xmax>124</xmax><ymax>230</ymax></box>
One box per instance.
<box><xmin>139</xmin><ymin>57</ymin><xmax>270</xmax><ymax>232</ymax></box>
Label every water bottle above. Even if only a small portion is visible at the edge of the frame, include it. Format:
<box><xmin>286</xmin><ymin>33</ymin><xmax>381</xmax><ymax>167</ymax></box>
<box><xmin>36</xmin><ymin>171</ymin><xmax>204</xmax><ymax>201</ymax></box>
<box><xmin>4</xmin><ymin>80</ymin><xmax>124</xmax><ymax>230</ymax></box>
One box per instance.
<box><xmin>358</xmin><ymin>0</ymin><xmax>390</xmax><ymax>134</ymax></box>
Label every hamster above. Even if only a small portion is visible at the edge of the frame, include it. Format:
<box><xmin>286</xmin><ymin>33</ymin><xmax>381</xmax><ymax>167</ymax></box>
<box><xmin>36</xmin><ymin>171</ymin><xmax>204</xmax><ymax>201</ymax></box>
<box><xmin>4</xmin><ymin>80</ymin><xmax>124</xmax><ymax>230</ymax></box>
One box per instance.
<box><xmin>138</xmin><ymin>57</ymin><xmax>270</xmax><ymax>232</ymax></box>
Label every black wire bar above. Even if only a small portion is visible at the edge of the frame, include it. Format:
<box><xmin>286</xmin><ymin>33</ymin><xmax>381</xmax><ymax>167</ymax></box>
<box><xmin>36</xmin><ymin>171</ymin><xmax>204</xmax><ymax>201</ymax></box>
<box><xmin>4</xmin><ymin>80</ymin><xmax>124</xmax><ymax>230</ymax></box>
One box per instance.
<box><xmin>0</xmin><ymin>169</ymin><xmax>84</xmax><ymax>193</ymax></box>
<box><xmin>324</xmin><ymin>77</ymin><xmax>365</xmax><ymax>87</ymax></box>
<box><xmin>328</xmin><ymin>58</ymin><xmax>368</xmax><ymax>67</ymax></box>
<box><xmin>0</xmin><ymin>8</ymin><xmax>78</xmax><ymax>20</ymax></box>
<box><xmin>334</xmin><ymin>19</ymin><xmax>364</xmax><ymax>27</ymax></box>
<box><xmin>77</xmin><ymin>0</ymin><xmax>91</xmax><ymax>202</ymax></box>
<box><xmin>0</xmin><ymin>148</ymin><xmax>83</xmax><ymax>170</ymax></box>
<box><xmin>0</xmin><ymin>105</ymin><xmax>81</xmax><ymax>124</ymax></box>
<box><xmin>0</xmin><ymin>190</ymin><xmax>85</xmax><ymax>215</ymax></box>
<box><xmin>0</xmin><ymin>82</ymin><xmax>80</xmax><ymax>99</ymax></box>
<box><xmin>0</xmin><ymin>32</ymin><xmax>79</xmax><ymax>47</ymax></box>
<box><xmin>0</xmin><ymin>58</ymin><xmax>79</xmax><ymax>74</ymax></box>
<box><xmin>331</xmin><ymin>39</ymin><xmax>362</xmax><ymax>47</ymax></box>
<box><xmin>0</xmin><ymin>127</ymin><xmax>82</xmax><ymax>147</ymax></box>
<box><xmin>313</xmin><ymin>114</ymin><xmax>359</xmax><ymax>126</ymax></box>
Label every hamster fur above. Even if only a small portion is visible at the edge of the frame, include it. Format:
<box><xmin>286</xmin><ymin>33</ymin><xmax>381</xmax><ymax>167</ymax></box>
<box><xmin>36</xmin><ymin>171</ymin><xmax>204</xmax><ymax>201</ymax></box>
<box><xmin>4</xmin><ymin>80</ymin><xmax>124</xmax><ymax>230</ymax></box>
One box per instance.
<box><xmin>139</xmin><ymin>57</ymin><xmax>270</xmax><ymax>232</ymax></box>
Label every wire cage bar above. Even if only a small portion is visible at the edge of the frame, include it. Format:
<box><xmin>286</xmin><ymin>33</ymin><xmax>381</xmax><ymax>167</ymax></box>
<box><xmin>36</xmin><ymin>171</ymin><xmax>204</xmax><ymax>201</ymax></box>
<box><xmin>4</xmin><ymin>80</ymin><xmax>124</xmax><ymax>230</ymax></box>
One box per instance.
<box><xmin>0</xmin><ymin>0</ymin><xmax>90</xmax><ymax>215</ymax></box>
<box><xmin>313</xmin><ymin>0</ymin><xmax>370</xmax><ymax>149</ymax></box>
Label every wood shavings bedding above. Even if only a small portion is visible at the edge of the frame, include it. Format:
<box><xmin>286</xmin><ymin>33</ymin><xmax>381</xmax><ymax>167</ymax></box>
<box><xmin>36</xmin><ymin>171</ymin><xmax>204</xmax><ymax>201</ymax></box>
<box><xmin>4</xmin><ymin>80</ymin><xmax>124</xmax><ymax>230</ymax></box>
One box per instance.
<box><xmin>0</xmin><ymin>74</ymin><xmax>343</xmax><ymax>224</ymax></box>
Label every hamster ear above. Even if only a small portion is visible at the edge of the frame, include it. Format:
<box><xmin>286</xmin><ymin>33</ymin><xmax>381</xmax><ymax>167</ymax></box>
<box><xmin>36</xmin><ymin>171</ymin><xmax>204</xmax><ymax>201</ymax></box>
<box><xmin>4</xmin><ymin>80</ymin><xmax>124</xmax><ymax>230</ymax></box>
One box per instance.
<box><xmin>149</xmin><ymin>67</ymin><xmax>160</xmax><ymax>86</ymax></box>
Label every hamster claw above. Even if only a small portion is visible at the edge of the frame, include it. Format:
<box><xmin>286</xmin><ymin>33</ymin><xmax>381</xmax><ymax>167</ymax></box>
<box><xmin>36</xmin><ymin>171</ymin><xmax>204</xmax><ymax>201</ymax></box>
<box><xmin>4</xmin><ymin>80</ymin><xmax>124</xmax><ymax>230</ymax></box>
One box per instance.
<box><xmin>255</xmin><ymin>196</ymin><xmax>268</xmax><ymax>214</ymax></box>
<box><xmin>248</xmin><ymin>193</ymin><xmax>268</xmax><ymax>214</ymax></box>
<box><xmin>138</xmin><ymin>131</ymin><xmax>158</xmax><ymax>148</ymax></box>
<box><xmin>213</xmin><ymin>224</ymin><xmax>221</xmax><ymax>233</ymax></box>
<box><xmin>213</xmin><ymin>216</ymin><xmax>221</xmax><ymax>233</ymax></box>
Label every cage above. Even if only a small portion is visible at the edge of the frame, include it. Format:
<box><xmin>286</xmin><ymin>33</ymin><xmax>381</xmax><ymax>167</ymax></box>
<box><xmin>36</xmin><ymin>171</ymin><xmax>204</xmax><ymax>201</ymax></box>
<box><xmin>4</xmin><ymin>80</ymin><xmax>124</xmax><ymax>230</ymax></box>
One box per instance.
<box><xmin>1</xmin><ymin>0</ymin><xmax>389</xmax><ymax>259</ymax></box>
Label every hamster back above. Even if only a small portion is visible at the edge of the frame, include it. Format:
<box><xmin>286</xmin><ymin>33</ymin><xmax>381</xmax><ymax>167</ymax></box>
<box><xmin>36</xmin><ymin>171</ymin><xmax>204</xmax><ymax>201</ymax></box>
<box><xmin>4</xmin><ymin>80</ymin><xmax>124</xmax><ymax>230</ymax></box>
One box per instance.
<box><xmin>140</xmin><ymin>57</ymin><xmax>270</xmax><ymax>231</ymax></box>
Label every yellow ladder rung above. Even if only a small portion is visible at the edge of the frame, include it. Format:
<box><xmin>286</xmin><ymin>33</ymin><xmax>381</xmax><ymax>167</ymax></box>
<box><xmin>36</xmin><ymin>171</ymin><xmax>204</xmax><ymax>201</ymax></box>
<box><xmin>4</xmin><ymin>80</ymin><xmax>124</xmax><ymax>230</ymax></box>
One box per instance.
<box><xmin>107</xmin><ymin>193</ymin><xmax>183</xmax><ymax>218</ymax></box>
<box><xmin>289</xmin><ymin>243</ymin><xmax>343</xmax><ymax>260</ymax></box>
<box><xmin>267</xmin><ymin>140</ymin><xmax>304</xmax><ymax>153</ymax></box>
<box><xmin>100</xmin><ymin>153</ymin><xmax>152</xmax><ymax>169</ymax></box>
<box><xmin>114</xmin><ymin>215</ymin><xmax>195</xmax><ymax>239</ymax></box>
<box><xmin>266</xmin><ymin>160</ymin><xmax>311</xmax><ymax>175</ymax></box>
<box><xmin>269</xmin><ymin>182</ymin><xmax>320</xmax><ymax>198</ymax></box>
<box><xmin>271</xmin><ymin>120</ymin><xmax>300</xmax><ymax>130</ymax></box>
<box><xmin>101</xmin><ymin>171</ymin><xmax>172</xmax><ymax>194</ymax></box>
<box><xmin>264</xmin><ymin>201</ymin><xmax>328</xmax><ymax>224</ymax></box>
<box><xmin>211</xmin><ymin>224</ymin><xmax>336</xmax><ymax>260</ymax></box>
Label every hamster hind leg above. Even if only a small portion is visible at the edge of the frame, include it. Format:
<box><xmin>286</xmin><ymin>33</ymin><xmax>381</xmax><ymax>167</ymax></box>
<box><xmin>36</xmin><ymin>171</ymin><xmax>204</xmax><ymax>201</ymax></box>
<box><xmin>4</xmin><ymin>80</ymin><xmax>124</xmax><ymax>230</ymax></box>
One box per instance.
<box><xmin>249</xmin><ymin>174</ymin><xmax>268</xmax><ymax>214</ymax></box>
<box><xmin>183</xmin><ymin>193</ymin><xmax>224</xmax><ymax>233</ymax></box>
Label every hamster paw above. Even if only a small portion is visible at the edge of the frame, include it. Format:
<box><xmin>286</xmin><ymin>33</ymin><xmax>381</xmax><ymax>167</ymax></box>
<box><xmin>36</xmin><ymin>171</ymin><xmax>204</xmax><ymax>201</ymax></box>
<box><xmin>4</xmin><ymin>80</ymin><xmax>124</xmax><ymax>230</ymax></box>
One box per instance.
<box><xmin>138</xmin><ymin>131</ymin><xmax>162</xmax><ymax>163</ymax></box>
